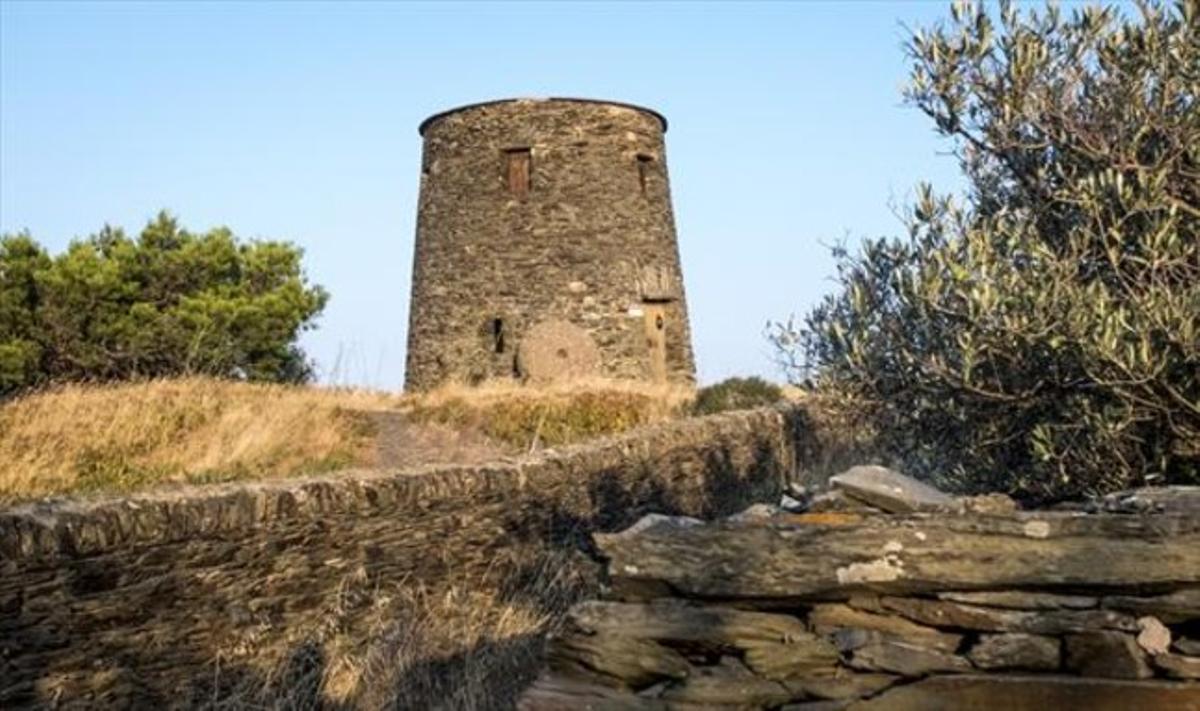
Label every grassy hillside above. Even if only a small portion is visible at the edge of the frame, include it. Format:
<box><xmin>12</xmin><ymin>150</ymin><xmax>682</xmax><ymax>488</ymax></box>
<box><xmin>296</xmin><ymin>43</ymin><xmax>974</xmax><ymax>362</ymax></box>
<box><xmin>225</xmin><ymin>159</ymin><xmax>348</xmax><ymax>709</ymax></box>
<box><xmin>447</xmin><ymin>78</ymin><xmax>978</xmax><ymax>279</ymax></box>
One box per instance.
<box><xmin>0</xmin><ymin>378</ymin><xmax>398</xmax><ymax>503</ymax></box>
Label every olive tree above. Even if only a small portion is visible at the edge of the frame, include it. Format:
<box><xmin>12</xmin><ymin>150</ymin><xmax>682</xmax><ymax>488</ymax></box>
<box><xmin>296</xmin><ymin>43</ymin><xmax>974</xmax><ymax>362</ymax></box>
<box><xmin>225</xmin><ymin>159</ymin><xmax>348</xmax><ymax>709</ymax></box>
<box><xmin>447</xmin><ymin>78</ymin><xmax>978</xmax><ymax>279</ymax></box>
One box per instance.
<box><xmin>771</xmin><ymin>1</ymin><xmax>1198</xmax><ymax>501</ymax></box>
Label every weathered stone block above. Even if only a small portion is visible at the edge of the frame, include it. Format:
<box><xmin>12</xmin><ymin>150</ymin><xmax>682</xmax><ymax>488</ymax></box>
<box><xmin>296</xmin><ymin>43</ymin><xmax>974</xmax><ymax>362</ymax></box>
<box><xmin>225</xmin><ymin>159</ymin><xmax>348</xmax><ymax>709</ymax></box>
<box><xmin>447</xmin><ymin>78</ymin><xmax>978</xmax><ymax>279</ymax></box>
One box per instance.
<box><xmin>808</xmin><ymin>604</ymin><xmax>961</xmax><ymax>652</ymax></box>
<box><xmin>937</xmin><ymin>590</ymin><xmax>1097</xmax><ymax>610</ymax></box>
<box><xmin>845</xmin><ymin>639</ymin><xmax>972</xmax><ymax>677</ymax></box>
<box><xmin>1065</xmin><ymin>632</ymin><xmax>1153</xmax><ymax>679</ymax></box>
<box><xmin>967</xmin><ymin>633</ymin><xmax>1060</xmax><ymax>671</ymax></box>
<box><xmin>828</xmin><ymin>466</ymin><xmax>953</xmax><ymax>513</ymax></box>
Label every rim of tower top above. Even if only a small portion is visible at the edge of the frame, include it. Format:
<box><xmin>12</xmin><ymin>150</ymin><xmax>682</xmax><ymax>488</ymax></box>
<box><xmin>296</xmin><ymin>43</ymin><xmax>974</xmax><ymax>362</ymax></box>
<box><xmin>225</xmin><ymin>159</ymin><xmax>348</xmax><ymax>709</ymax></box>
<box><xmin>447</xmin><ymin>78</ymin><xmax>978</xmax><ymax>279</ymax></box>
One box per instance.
<box><xmin>417</xmin><ymin>97</ymin><xmax>668</xmax><ymax>136</ymax></box>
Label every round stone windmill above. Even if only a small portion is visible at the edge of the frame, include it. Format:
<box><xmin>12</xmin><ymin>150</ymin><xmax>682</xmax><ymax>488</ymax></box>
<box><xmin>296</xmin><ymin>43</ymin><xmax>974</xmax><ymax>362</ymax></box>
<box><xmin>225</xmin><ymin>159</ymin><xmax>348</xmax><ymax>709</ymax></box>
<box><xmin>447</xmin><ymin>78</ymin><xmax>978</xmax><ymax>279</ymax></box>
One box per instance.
<box><xmin>404</xmin><ymin>98</ymin><xmax>696</xmax><ymax>391</ymax></box>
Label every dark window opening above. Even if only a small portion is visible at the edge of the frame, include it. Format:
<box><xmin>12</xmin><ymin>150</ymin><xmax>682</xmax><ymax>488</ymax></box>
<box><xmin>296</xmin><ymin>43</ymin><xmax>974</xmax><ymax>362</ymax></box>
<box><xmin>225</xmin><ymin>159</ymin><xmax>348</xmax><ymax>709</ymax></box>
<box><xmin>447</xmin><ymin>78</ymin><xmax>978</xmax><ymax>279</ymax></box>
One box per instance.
<box><xmin>492</xmin><ymin>318</ymin><xmax>505</xmax><ymax>354</ymax></box>
<box><xmin>636</xmin><ymin>154</ymin><xmax>654</xmax><ymax>195</ymax></box>
<box><xmin>505</xmin><ymin>148</ymin><xmax>531</xmax><ymax>199</ymax></box>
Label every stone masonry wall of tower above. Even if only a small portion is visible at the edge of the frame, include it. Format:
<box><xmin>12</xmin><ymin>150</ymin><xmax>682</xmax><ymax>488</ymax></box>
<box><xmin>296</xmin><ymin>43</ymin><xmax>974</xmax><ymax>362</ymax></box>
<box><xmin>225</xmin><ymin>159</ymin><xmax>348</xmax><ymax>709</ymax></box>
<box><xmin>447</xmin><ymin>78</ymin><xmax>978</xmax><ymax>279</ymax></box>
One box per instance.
<box><xmin>405</xmin><ymin>98</ymin><xmax>696</xmax><ymax>390</ymax></box>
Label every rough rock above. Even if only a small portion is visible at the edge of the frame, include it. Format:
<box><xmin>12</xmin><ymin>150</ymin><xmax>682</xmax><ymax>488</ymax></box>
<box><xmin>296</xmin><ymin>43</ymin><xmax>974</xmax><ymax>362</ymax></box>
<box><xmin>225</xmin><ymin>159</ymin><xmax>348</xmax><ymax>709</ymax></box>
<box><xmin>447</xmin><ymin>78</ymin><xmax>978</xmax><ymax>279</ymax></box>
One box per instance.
<box><xmin>785</xmin><ymin>672</ymin><xmax>899</xmax><ymax>701</ymax></box>
<box><xmin>845</xmin><ymin>639</ymin><xmax>972</xmax><ymax>676</ymax></box>
<box><xmin>730</xmin><ymin>503</ymin><xmax>781</xmax><ymax>523</ymax></box>
<box><xmin>596</xmin><ymin>511</ymin><xmax>1200</xmax><ymax>600</ymax></box>
<box><xmin>937</xmin><ymin>590</ymin><xmax>1097</xmax><ymax>610</ymax></box>
<box><xmin>845</xmin><ymin>675</ymin><xmax>1200</xmax><ymax>711</ymax></box>
<box><xmin>1176</xmin><ymin>637</ymin><xmax>1200</xmax><ymax>656</ymax></box>
<box><xmin>614</xmin><ymin>513</ymin><xmax>704</xmax><ymax>539</ymax></box>
<box><xmin>828</xmin><ymin>466</ymin><xmax>953</xmax><ymax>513</ymax></box>
<box><xmin>561</xmin><ymin>600</ymin><xmax>840</xmax><ymax>683</ymax></box>
<box><xmin>658</xmin><ymin>657</ymin><xmax>794</xmax><ymax>707</ymax></box>
<box><xmin>741</xmin><ymin>637</ymin><xmax>841</xmax><ymax>681</ymax></box>
<box><xmin>546</xmin><ymin>632</ymin><xmax>689</xmax><ymax>687</ymax></box>
<box><xmin>1103</xmin><ymin>589</ymin><xmax>1200</xmax><ymax>624</ymax></box>
<box><xmin>879</xmin><ymin>596</ymin><xmax>1138</xmax><ymax>634</ymax></box>
<box><xmin>808</xmin><ymin>604</ymin><xmax>962</xmax><ymax>652</ymax></box>
<box><xmin>1065</xmin><ymin>632</ymin><xmax>1153</xmax><ymax>679</ymax></box>
<box><xmin>568</xmin><ymin>600</ymin><xmax>827</xmax><ymax>652</ymax></box>
<box><xmin>967</xmin><ymin>633</ymin><xmax>1060</xmax><ymax>670</ymax></box>
<box><xmin>806</xmin><ymin>489</ymin><xmax>883</xmax><ymax>514</ymax></box>
<box><xmin>1136</xmin><ymin>616</ymin><xmax>1172</xmax><ymax>655</ymax></box>
<box><xmin>518</xmin><ymin>673</ymin><xmax>665</xmax><ymax>710</ymax></box>
<box><xmin>953</xmin><ymin>493</ymin><xmax>1019</xmax><ymax>515</ymax></box>
<box><xmin>1091</xmin><ymin>486</ymin><xmax>1200</xmax><ymax>515</ymax></box>
<box><xmin>1153</xmin><ymin>653</ymin><xmax>1200</xmax><ymax>680</ymax></box>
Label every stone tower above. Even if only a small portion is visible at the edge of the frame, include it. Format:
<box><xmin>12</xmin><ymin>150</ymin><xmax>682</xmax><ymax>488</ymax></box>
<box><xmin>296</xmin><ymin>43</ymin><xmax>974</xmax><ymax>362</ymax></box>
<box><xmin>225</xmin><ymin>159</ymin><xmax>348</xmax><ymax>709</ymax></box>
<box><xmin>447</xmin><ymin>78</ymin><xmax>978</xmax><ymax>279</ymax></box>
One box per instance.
<box><xmin>405</xmin><ymin>98</ymin><xmax>696</xmax><ymax>391</ymax></box>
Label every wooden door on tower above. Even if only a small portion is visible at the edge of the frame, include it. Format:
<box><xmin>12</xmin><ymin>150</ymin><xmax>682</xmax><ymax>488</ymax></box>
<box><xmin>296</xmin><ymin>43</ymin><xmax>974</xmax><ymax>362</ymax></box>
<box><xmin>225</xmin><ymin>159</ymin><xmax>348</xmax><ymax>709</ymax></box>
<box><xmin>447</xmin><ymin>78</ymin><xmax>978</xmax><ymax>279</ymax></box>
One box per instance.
<box><xmin>643</xmin><ymin>304</ymin><xmax>668</xmax><ymax>383</ymax></box>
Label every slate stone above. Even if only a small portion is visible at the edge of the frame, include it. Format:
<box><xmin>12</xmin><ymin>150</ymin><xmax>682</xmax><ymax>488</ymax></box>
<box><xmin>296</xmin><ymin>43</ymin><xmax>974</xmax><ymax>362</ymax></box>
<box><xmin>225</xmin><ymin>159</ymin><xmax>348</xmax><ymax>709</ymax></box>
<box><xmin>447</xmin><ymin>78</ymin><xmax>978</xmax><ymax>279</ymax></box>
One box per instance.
<box><xmin>1064</xmin><ymin>632</ymin><xmax>1153</xmax><ymax>679</ymax></box>
<box><xmin>786</xmin><ymin>672</ymin><xmax>899</xmax><ymax>701</ymax></box>
<box><xmin>881</xmin><ymin>596</ymin><xmax>1139</xmax><ymax>634</ymax></box>
<box><xmin>846</xmin><ymin>639</ymin><xmax>972</xmax><ymax>677</ymax></box>
<box><xmin>967</xmin><ymin>633</ymin><xmax>1060</xmax><ymax>670</ymax></box>
<box><xmin>658</xmin><ymin>657</ymin><xmax>795</xmax><ymax>707</ymax></box>
<box><xmin>518</xmin><ymin>673</ymin><xmax>667</xmax><ymax>710</ymax></box>
<box><xmin>807</xmin><ymin>489</ymin><xmax>884</xmax><ymax>514</ymax></box>
<box><xmin>1154</xmin><ymin>652</ymin><xmax>1200</xmax><ymax>680</ymax></box>
<box><xmin>1092</xmin><ymin>486</ymin><xmax>1200</xmax><ymax>515</ymax></box>
<box><xmin>829</xmin><ymin>466</ymin><xmax>953</xmax><ymax>513</ymax></box>
<box><xmin>845</xmin><ymin>674</ymin><xmax>1200</xmax><ymax>711</ymax></box>
<box><xmin>1103</xmin><ymin>589</ymin><xmax>1200</xmax><ymax>624</ymax></box>
<box><xmin>937</xmin><ymin>590</ymin><xmax>1097</xmax><ymax>610</ymax></box>
<box><xmin>953</xmin><ymin>493</ymin><xmax>1019</xmax><ymax>515</ymax></box>
<box><xmin>808</xmin><ymin>604</ymin><xmax>962</xmax><ymax>652</ymax></box>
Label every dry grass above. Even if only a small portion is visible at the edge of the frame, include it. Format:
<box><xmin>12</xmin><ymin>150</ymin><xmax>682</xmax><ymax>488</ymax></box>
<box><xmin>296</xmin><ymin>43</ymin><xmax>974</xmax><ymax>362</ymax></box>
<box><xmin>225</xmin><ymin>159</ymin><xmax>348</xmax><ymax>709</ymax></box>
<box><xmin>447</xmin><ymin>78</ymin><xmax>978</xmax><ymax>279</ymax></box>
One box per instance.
<box><xmin>0</xmin><ymin>377</ymin><xmax>399</xmax><ymax>503</ymax></box>
<box><xmin>209</xmin><ymin>547</ymin><xmax>595</xmax><ymax>711</ymax></box>
<box><xmin>399</xmin><ymin>378</ymin><xmax>695</xmax><ymax>451</ymax></box>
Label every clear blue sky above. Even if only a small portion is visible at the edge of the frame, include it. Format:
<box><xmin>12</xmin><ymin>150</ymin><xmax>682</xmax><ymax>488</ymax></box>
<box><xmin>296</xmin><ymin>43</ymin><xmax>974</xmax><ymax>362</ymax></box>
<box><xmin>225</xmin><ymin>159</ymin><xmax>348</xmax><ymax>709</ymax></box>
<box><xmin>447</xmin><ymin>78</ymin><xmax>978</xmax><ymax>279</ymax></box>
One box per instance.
<box><xmin>1</xmin><ymin>0</ymin><xmax>967</xmax><ymax>389</ymax></box>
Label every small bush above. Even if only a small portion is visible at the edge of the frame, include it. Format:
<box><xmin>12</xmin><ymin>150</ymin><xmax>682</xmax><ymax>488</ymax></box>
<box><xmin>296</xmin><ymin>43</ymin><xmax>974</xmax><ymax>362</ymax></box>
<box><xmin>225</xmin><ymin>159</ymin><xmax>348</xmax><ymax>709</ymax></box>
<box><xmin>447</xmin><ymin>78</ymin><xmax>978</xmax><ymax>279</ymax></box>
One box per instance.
<box><xmin>692</xmin><ymin>376</ymin><xmax>784</xmax><ymax>416</ymax></box>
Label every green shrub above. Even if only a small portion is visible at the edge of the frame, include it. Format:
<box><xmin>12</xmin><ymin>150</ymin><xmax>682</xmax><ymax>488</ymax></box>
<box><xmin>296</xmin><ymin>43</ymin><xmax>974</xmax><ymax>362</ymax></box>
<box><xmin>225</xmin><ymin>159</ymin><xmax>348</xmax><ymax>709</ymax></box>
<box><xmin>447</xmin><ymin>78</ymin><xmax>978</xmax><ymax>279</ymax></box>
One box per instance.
<box><xmin>692</xmin><ymin>377</ymin><xmax>784</xmax><ymax>416</ymax></box>
<box><xmin>770</xmin><ymin>1</ymin><xmax>1199</xmax><ymax>502</ymax></box>
<box><xmin>1</xmin><ymin>212</ymin><xmax>328</xmax><ymax>396</ymax></box>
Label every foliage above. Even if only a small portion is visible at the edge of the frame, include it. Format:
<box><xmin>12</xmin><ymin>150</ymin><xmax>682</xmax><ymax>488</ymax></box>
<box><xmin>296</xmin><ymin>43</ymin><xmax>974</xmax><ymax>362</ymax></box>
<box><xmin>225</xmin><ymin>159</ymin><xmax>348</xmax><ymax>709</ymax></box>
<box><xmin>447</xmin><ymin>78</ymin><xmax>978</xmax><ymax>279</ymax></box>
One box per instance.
<box><xmin>771</xmin><ymin>0</ymin><xmax>1199</xmax><ymax>501</ymax></box>
<box><xmin>0</xmin><ymin>212</ymin><xmax>328</xmax><ymax>395</ymax></box>
<box><xmin>692</xmin><ymin>376</ymin><xmax>784</xmax><ymax>415</ymax></box>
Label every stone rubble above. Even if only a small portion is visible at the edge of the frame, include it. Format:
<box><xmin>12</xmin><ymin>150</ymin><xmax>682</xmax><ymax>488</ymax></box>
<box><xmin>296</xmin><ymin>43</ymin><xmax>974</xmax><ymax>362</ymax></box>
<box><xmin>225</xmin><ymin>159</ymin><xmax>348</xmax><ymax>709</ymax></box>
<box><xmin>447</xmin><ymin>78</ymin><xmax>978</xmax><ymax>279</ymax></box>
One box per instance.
<box><xmin>519</xmin><ymin>469</ymin><xmax>1200</xmax><ymax>709</ymax></box>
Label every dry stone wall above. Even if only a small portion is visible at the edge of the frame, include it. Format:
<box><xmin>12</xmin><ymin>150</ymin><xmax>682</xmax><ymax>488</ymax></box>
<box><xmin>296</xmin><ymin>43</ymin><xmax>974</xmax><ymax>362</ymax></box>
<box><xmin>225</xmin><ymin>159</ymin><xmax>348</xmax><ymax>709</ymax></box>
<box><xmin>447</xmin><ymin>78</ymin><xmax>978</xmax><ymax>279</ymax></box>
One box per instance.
<box><xmin>0</xmin><ymin>407</ymin><xmax>803</xmax><ymax>708</ymax></box>
<box><xmin>521</xmin><ymin>472</ymin><xmax>1200</xmax><ymax>709</ymax></box>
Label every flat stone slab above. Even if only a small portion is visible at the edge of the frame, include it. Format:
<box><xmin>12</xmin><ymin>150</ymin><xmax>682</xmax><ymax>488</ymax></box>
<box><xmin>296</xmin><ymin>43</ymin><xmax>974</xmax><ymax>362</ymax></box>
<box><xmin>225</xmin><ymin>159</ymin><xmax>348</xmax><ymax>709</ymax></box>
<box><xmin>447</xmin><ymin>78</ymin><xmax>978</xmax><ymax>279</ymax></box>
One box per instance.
<box><xmin>1155</xmin><ymin>653</ymin><xmax>1200</xmax><ymax>680</ymax></box>
<box><xmin>809</xmin><ymin>604</ymin><xmax>962</xmax><ymax>652</ymax></box>
<box><xmin>845</xmin><ymin>639</ymin><xmax>971</xmax><ymax>676</ymax></box>
<box><xmin>1104</xmin><ymin>588</ymin><xmax>1200</xmax><ymax>623</ymax></box>
<box><xmin>829</xmin><ymin>466</ymin><xmax>953</xmax><ymax>513</ymax></box>
<box><xmin>938</xmin><ymin>590</ymin><xmax>1098</xmax><ymax>610</ymax></box>
<box><xmin>596</xmin><ymin>512</ymin><xmax>1200</xmax><ymax>600</ymax></box>
<box><xmin>847</xmin><ymin>674</ymin><xmax>1200</xmax><ymax>710</ymax></box>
